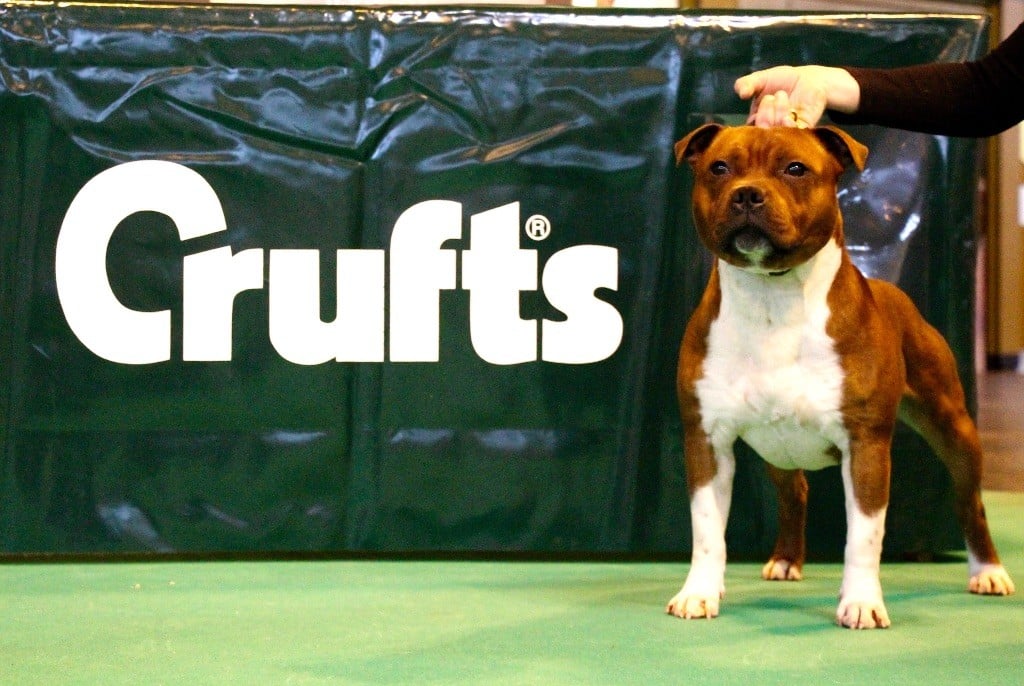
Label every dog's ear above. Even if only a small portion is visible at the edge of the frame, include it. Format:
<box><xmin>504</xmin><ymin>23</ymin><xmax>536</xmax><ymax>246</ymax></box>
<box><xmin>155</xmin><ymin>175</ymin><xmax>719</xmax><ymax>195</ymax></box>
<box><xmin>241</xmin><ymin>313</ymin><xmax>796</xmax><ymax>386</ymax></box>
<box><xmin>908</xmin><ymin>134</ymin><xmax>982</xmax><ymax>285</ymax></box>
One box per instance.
<box><xmin>811</xmin><ymin>126</ymin><xmax>868</xmax><ymax>172</ymax></box>
<box><xmin>674</xmin><ymin>123</ymin><xmax>724</xmax><ymax>166</ymax></box>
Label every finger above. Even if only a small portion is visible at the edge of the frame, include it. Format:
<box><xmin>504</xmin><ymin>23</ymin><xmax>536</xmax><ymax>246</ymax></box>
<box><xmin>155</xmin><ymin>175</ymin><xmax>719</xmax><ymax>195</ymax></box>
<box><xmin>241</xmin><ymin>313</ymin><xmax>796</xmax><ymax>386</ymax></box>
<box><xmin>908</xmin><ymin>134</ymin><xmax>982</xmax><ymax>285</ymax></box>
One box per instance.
<box><xmin>745</xmin><ymin>94</ymin><xmax>762</xmax><ymax>125</ymax></box>
<box><xmin>797</xmin><ymin>98</ymin><xmax>826</xmax><ymax>128</ymax></box>
<box><xmin>750</xmin><ymin>93</ymin><xmax>776</xmax><ymax>127</ymax></box>
<box><xmin>791</xmin><ymin>105</ymin><xmax>812</xmax><ymax>129</ymax></box>
<box><xmin>753</xmin><ymin>91</ymin><xmax>791</xmax><ymax>128</ymax></box>
<box><xmin>772</xmin><ymin>90</ymin><xmax>800</xmax><ymax>128</ymax></box>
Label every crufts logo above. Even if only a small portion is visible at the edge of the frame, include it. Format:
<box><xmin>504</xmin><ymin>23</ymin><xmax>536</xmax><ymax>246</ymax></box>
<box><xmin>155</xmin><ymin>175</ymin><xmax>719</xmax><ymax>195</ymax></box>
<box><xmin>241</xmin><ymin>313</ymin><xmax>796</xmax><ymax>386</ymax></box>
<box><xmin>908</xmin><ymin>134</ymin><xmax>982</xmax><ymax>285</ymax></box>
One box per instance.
<box><xmin>56</xmin><ymin>160</ymin><xmax>623</xmax><ymax>366</ymax></box>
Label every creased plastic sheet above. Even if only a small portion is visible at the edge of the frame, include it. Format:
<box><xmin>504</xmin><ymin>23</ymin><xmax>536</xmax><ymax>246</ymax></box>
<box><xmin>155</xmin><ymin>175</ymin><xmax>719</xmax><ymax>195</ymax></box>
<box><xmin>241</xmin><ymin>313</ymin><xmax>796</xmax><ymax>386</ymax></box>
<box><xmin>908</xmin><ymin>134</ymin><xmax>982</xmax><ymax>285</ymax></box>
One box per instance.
<box><xmin>0</xmin><ymin>5</ymin><xmax>986</xmax><ymax>556</ymax></box>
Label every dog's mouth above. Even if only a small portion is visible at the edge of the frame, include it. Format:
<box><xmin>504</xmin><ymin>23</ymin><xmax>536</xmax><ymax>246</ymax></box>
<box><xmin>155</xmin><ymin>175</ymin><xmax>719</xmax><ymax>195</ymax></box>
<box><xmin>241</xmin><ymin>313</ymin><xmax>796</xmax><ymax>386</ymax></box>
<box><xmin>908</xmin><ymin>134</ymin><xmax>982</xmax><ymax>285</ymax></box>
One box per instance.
<box><xmin>719</xmin><ymin>225</ymin><xmax>793</xmax><ymax>276</ymax></box>
<box><xmin>730</xmin><ymin>226</ymin><xmax>773</xmax><ymax>257</ymax></box>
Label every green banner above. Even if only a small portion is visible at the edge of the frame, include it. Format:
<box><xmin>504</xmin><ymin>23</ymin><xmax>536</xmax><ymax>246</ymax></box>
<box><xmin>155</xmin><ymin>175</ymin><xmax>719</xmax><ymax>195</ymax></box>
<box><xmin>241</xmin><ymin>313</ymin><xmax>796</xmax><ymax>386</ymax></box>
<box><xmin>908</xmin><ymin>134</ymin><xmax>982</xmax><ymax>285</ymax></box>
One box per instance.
<box><xmin>0</xmin><ymin>4</ymin><xmax>986</xmax><ymax>556</ymax></box>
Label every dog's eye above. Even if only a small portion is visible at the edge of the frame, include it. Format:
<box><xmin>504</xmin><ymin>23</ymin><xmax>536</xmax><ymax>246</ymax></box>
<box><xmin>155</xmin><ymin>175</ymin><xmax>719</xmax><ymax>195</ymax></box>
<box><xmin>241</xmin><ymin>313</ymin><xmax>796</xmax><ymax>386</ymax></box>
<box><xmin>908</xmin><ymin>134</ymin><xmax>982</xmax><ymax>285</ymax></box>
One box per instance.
<box><xmin>785</xmin><ymin>162</ymin><xmax>808</xmax><ymax>177</ymax></box>
<box><xmin>709</xmin><ymin>161</ymin><xmax>729</xmax><ymax>176</ymax></box>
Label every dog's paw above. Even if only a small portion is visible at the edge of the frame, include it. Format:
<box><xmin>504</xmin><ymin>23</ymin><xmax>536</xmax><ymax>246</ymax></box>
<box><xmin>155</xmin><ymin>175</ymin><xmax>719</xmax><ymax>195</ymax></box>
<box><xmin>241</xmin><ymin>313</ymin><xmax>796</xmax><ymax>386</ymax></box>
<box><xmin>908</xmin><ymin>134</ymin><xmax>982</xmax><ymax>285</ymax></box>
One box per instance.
<box><xmin>836</xmin><ymin>596</ymin><xmax>891</xmax><ymax>629</ymax></box>
<box><xmin>969</xmin><ymin>564</ymin><xmax>1015</xmax><ymax>596</ymax></box>
<box><xmin>761</xmin><ymin>557</ymin><xmax>803</xmax><ymax>581</ymax></box>
<box><xmin>665</xmin><ymin>587</ymin><xmax>722</xmax><ymax>620</ymax></box>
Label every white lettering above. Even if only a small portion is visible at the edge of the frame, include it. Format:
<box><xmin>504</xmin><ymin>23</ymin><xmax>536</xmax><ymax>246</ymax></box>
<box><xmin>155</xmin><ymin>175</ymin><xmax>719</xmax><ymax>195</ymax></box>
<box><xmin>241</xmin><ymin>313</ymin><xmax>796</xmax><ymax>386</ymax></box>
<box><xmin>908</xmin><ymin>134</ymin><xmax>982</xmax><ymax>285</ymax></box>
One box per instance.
<box><xmin>269</xmin><ymin>250</ymin><xmax>385</xmax><ymax>364</ymax></box>
<box><xmin>55</xmin><ymin>162</ymin><xmax>624</xmax><ymax>366</ymax></box>
<box><xmin>388</xmin><ymin>200</ymin><xmax>461</xmax><ymax>362</ymax></box>
<box><xmin>542</xmin><ymin>245</ymin><xmax>622</xmax><ymax>364</ymax></box>
<box><xmin>462</xmin><ymin>203</ymin><xmax>537</xmax><ymax>365</ymax></box>
<box><xmin>55</xmin><ymin>160</ymin><xmax>226</xmax><ymax>363</ymax></box>
<box><xmin>182</xmin><ymin>247</ymin><xmax>264</xmax><ymax>361</ymax></box>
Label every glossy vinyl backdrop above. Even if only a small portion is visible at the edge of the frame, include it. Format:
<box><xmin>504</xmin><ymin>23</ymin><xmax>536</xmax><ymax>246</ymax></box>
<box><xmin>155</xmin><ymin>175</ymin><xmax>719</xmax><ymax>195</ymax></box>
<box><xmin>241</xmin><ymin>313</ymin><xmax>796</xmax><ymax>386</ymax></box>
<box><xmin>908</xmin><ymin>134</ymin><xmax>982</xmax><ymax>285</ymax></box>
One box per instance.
<box><xmin>0</xmin><ymin>4</ymin><xmax>986</xmax><ymax>556</ymax></box>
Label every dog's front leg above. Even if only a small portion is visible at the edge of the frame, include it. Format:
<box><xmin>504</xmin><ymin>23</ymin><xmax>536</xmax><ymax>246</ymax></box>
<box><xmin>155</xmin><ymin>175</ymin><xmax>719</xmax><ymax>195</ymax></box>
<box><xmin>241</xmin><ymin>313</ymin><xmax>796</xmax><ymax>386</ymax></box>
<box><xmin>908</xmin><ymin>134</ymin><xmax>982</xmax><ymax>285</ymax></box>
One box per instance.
<box><xmin>836</xmin><ymin>437</ymin><xmax>891</xmax><ymax>629</ymax></box>
<box><xmin>666</xmin><ymin>424</ymin><xmax>735</xmax><ymax>619</ymax></box>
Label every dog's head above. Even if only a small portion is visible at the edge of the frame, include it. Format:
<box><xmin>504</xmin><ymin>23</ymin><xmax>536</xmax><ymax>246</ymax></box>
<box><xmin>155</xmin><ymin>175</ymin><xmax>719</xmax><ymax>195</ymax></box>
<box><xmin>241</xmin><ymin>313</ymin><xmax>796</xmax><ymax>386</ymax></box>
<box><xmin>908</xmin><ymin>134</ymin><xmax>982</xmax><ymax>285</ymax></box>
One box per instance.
<box><xmin>675</xmin><ymin>124</ymin><xmax>867</xmax><ymax>275</ymax></box>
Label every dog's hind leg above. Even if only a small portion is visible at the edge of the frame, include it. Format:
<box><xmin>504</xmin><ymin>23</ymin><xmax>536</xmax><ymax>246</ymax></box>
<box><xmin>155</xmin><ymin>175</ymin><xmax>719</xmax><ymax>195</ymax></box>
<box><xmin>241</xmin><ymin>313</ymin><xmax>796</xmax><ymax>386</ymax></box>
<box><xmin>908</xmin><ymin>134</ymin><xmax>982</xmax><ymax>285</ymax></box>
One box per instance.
<box><xmin>897</xmin><ymin>318</ymin><xmax>1015</xmax><ymax>596</ymax></box>
<box><xmin>899</xmin><ymin>392</ymin><xmax>1014</xmax><ymax>595</ymax></box>
<box><xmin>762</xmin><ymin>465</ymin><xmax>808</xmax><ymax>581</ymax></box>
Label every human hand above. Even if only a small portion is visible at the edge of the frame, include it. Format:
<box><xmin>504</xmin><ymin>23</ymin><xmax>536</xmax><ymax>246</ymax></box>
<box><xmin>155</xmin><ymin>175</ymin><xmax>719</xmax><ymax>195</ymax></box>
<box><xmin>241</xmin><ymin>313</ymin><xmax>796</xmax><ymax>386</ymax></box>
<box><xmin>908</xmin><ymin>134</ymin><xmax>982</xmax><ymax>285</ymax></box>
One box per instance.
<box><xmin>734</xmin><ymin>65</ymin><xmax>860</xmax><ymax>128</ymax></box>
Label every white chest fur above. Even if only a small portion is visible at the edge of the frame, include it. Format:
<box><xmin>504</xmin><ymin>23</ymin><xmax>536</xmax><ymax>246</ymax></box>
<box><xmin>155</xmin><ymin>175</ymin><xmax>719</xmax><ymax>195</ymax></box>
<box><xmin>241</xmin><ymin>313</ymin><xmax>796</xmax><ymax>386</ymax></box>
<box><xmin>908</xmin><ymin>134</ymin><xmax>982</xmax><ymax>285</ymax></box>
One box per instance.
<box><xmin>696</xmin><ymin>239</ymin><xmax>848</xmax><ymax>470</ymax></box>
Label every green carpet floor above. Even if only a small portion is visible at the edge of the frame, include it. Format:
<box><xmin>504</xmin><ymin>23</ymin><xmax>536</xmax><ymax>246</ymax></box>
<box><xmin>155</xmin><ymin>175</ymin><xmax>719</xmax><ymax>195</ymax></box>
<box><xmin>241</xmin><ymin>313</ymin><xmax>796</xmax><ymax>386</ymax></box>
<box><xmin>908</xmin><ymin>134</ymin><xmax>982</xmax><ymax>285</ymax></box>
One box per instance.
<box><xmin>3</xmin><ymin>491</ymin><xmax>1023</xmax><ymax>685</ymax></box>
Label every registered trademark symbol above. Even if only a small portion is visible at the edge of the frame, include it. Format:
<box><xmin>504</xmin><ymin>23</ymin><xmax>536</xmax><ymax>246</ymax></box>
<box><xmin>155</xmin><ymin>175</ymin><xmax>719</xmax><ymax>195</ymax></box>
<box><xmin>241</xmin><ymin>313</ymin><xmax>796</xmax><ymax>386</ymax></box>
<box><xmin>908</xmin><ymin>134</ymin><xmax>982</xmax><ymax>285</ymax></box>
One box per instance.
<box><xmin>524</xmin><ymin>214</ymin><xmax>551</xmax><ymax>241</ymax></box>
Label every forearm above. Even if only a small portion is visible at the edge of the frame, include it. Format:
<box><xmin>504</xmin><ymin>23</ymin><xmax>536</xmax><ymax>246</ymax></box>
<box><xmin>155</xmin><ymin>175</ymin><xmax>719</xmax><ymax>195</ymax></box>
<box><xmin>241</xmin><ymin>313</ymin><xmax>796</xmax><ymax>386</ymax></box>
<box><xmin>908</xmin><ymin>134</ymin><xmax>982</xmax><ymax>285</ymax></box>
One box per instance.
<box><xmin>829</xmin><ymin>64</ymin><xmax>1009</xmax><ymax>137</ymax></box>
<box><xmin>831</xmin><ymin>23</ymin><xmax>1024</xmax><ymax>137</ymax></box>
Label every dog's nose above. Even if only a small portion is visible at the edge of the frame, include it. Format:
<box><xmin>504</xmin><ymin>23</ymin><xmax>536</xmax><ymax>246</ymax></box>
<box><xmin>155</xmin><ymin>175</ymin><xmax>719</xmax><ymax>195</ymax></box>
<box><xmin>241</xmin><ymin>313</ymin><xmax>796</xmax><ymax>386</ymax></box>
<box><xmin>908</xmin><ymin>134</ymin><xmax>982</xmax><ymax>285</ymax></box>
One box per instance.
<box><xmin>731</xmin><ymin>185</ymin><xmax>765</xmax><ymax>212</ymax></box>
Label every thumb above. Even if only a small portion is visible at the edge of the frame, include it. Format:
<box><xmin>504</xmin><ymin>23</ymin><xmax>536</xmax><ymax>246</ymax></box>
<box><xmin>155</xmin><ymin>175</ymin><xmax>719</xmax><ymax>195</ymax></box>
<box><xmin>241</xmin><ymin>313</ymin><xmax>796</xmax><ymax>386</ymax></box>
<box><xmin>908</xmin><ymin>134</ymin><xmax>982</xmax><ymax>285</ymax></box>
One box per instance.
<box><xmin>734</xmin><ymin>72</ymin><xmax>763</xmax><ymax>100</ymax></box>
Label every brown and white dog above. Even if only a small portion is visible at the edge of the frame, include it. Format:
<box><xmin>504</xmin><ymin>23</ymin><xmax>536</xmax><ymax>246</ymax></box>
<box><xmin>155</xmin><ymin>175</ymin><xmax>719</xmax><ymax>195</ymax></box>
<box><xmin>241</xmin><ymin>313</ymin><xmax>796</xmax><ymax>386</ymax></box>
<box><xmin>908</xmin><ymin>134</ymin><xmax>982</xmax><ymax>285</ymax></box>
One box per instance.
<box><xmin>666</xmin><ymin>124</ymin><xmax>1015</xmax><ymax>629</ymax></box>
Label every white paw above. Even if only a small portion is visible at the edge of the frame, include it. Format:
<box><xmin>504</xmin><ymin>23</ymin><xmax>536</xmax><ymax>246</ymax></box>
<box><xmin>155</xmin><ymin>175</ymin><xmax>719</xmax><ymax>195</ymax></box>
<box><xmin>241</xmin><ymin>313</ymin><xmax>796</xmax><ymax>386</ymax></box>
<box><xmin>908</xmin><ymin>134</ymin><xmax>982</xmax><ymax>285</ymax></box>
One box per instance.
<box><xmin>969</xmin><ymin>564</ymin><xmax>1015</xmax><ymax>596</ymax></box>
<box><xmin>665</xmin><ymin>586</ymin><xmax>722</xmax><ymax>619</ymax></box>
<box><xmin>836</xmin><ymin>595</ymin><xmax>890</xmax><ymax>629</ymax></box>
<box><xmin>762</xmin><ymin>557</ymin><xmax>803</xmax><ymax>581</ymax></box>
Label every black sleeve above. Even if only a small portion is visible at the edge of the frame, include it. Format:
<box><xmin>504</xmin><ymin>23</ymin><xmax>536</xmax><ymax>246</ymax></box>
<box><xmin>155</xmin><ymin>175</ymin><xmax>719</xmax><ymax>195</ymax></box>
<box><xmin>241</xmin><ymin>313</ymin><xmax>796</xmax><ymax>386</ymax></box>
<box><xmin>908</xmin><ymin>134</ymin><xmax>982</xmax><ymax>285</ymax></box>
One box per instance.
<box><xmin>829</xmin><ymin>22</ymin><xmax>1024</xmax><ymax>137</ymax></box>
